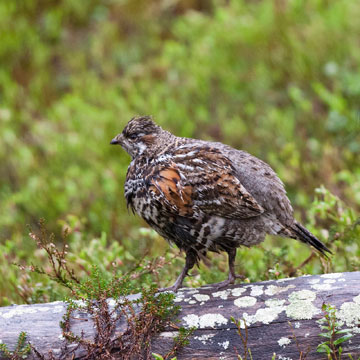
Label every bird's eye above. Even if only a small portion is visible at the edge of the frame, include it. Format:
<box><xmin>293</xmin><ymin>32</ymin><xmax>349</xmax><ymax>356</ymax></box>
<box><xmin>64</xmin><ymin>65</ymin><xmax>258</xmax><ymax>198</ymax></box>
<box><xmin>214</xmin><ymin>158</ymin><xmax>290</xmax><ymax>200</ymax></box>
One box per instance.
<box><xmin>129</xmin><ymin>134</ymin><xmax>137</xmax><ymax>140</ymax></box>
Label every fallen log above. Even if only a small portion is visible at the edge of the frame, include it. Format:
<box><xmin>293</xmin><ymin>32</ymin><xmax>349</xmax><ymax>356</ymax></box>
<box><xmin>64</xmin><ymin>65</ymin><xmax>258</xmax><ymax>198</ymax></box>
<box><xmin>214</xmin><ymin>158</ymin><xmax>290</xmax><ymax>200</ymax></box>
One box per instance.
<box><xmin>1</xmin><ymin>272</ymin><xmax>360</xmax><ymax>359</ymax></box>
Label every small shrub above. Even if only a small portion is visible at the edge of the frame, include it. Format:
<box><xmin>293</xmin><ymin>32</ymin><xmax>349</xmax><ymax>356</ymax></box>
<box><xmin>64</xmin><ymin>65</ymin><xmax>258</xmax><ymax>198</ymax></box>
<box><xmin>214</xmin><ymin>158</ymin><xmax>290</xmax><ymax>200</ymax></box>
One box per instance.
<box><xmin>15</xmin><ymin>220</ymin><xmax>193</xmax><ymax>359</ymax></box>
<box><xmin>317</xmin><ymin>303</ymin><xmax>354</xmax><ymax>359</ymax></box>
<box><xmin>0</xmin><ymin>332</ymin><xmax>31</xmax><ymax>360</ymax></box>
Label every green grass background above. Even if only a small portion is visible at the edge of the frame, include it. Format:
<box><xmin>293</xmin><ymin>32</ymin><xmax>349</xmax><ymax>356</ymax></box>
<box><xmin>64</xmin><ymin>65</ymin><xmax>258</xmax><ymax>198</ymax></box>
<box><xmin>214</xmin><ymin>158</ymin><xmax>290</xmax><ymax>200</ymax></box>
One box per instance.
<box><xmin>0</xmin><ymin>0</ymin><xmax>359</xmax><ymax>306</ymax></box>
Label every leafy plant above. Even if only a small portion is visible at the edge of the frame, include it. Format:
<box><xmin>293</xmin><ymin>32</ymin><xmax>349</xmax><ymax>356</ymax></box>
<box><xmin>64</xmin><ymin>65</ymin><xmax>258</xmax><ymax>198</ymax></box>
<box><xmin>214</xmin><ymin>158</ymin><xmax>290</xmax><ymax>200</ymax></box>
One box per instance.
<box><xmin>58</xmin><ymin>275</ymin><xmax>177</xmax><ymax>359</ymax></box>
<box><xmin>0</xmin><ymin>331</ymin><xmax>31</xmax><ymax>360</ymax></box>
<box><xmin>317</xmin><ymin>303</ymin><xmax>353</xmax><ymax>359</ymax></box>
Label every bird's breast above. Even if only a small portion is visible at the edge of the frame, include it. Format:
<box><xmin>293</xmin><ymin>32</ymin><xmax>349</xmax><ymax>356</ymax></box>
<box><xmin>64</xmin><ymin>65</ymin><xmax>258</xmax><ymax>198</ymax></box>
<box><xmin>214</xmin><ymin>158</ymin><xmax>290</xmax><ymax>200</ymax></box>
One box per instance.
<box><xmin>124</xmin><ymin>173</ymin><xmax>162</xmax><ymax>224</ymax></box>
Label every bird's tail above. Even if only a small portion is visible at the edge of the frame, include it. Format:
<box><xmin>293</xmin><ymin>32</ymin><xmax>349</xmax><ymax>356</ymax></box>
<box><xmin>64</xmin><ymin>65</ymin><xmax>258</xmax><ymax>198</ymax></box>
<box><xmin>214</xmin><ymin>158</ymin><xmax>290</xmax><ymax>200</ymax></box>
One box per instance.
<box><xmin>291</xmin><ymin>221</ymin><xmax>332</xmax><ymax>257</ymax></box>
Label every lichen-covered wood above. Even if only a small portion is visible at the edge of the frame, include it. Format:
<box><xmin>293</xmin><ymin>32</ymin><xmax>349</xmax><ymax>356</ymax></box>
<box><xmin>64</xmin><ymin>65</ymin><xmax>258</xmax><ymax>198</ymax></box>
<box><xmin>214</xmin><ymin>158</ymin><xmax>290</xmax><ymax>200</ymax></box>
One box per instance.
<box><xmin>1</xmin><ymin>272</ymin><xmax>360</xmax><ymax>359</ymax></box>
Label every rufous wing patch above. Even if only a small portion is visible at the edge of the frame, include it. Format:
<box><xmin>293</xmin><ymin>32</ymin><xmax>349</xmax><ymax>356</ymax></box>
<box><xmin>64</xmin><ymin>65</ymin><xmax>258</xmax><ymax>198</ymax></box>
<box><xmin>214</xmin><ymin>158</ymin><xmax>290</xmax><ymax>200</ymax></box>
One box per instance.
<box><xmin>149</xmin><ymin>166</ymin><xmax>193</xmax><ymax>216</ymax></box>
<box><xmin>147</xmin><ymin>148</ymin><xmax>263</xmax><ymax>219</ymax></box>
<box><xmin>171</xmin><ymin>147</ymin><xmax>264</xmax><ymax>219</ymax></box>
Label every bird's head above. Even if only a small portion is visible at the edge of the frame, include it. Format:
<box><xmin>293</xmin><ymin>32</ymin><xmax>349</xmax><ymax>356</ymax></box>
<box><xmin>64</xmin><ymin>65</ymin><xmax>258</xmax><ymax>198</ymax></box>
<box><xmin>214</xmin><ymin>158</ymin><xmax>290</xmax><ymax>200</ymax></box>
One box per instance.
<box><xmin>110</xmin><ymin>115</ymin><xmax>163</xmax><ymax>158</ymax></box>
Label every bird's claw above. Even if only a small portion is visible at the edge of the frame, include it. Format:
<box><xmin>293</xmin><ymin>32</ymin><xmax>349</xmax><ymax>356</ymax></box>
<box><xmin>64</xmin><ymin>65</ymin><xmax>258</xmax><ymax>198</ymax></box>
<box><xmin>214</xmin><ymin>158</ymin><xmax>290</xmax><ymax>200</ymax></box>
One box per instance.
<box><xmin>212</xmin><ymin>273</ymin><xmax>245</xmax><ymax>290</ymax></box>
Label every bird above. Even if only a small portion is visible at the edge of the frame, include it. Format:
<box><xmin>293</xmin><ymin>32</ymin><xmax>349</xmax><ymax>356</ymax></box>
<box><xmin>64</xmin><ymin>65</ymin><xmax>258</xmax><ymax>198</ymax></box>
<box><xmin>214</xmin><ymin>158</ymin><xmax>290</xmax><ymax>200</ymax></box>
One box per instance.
<box><xmin>110</xmin><ymin>115</ymin><xmax>331</xmax><ymax>292</ymax></box>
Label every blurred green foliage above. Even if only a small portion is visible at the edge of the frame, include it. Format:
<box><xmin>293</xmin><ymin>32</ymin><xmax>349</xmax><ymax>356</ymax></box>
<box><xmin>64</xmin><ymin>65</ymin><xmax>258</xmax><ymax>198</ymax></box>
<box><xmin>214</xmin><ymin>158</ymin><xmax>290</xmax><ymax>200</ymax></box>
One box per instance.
<box><xmin>0</xmin><ymin>0</ymin><xmax>359</xmax><ymax>306</ymax></box>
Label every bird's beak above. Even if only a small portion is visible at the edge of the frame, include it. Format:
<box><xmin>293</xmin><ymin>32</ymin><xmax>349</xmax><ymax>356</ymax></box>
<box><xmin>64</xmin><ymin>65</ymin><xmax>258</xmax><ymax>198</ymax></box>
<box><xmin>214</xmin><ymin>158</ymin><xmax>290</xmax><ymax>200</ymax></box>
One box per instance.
<box><xmin>110</xmin><ymin>134</ymin><xmax>122</xmax><ymax>145</ymax></box>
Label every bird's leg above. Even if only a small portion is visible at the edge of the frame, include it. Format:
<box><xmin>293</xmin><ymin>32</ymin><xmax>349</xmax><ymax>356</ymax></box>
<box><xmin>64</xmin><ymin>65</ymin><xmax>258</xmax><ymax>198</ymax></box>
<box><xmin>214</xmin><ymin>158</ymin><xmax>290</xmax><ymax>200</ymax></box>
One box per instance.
<box><xmin>158</xmin><ymin>251</ymin><xmax>197</xmax><ymax>293</ymax></box>
<box><xmin>213</xmin><ymin>248</ymin><xmax>244</xmax><ymax>290</ymax></box>
<box><xmin>228</xmin><ymin>247</ymin><xmax>243</xmax><ymax>282</ymax></box>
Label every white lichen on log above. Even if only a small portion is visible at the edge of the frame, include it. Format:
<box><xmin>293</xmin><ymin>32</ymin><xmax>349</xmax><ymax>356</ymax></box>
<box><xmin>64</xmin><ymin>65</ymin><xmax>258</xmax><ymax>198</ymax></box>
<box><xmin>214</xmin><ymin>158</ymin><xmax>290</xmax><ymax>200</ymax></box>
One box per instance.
<box><xmin>0</xmin><ymin>272</ymin><xmax>360</xmax><ymax>359</ymax></box>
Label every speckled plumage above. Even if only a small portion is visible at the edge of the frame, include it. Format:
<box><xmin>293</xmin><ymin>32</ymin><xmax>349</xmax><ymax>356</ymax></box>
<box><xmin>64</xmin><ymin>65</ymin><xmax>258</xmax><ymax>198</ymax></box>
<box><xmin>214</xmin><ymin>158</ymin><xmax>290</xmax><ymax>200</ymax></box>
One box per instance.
<box><xmin>111</xmin><ymin>116</ymin><xmax>331</xmax><ymax>291</ymax></box>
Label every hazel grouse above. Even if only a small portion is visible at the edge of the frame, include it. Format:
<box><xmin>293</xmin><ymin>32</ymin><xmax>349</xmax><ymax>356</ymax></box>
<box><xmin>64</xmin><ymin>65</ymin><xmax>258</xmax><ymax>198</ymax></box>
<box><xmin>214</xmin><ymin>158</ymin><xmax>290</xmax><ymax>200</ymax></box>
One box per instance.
<box><xmin>111</xmin><ymin>116</ymin><xmax>331</xmax><ymax>291</ymax></box>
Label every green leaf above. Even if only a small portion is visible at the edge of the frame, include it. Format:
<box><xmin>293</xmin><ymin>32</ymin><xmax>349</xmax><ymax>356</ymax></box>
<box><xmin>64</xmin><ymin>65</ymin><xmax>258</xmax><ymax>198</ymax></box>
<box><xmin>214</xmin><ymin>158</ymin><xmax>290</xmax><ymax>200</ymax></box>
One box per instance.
<box><xmin>334</xmin><ymin>334</ymin><xmax>353</xmax><ymax>346</ymax></box>
<box><xmin>317</xmin><ymin>343</ymin><xmax>331</xmax><ymax>354</ymax></box>
<box><xmin>152</xmin><ymin>353</ymin><xmax>164</xmax><ymax>360</ymax></box>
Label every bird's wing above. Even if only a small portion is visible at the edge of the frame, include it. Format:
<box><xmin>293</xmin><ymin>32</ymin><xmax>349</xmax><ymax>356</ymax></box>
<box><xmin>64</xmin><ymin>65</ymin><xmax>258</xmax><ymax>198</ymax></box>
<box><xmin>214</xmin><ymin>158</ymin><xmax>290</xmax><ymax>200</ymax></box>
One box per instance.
<box><xmin>147</xmin><ymin>145</ymin><xmax>264</xmax><ymax>219</ymax></box>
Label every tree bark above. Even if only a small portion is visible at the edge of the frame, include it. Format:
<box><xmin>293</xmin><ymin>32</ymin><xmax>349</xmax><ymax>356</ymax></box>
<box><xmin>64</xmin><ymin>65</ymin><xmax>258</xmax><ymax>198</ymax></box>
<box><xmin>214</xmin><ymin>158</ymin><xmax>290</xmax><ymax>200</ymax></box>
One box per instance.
<box><xmin>1</xmin><ymin>272</ymin><xmax>360</xmax><ymax>359</ymax></box>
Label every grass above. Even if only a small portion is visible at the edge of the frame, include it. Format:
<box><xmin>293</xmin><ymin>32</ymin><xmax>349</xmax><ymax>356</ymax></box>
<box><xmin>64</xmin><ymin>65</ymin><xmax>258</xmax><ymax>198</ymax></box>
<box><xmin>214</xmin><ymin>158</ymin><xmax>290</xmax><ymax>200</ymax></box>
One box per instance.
<box><xmin>0</xmin><ymin>0</ymin><xmax>359</xmax><ymax>306</ymax></box>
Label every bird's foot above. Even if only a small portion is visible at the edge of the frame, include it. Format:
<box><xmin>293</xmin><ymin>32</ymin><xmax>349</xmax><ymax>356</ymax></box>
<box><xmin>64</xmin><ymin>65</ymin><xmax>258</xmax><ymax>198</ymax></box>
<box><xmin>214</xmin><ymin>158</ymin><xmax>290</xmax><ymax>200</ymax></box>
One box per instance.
<box><xmin>157</xmin><ymin>284</ymin><xmax>182</xmax><ymax>293</ymax></box>
<box><xmin>157</xmin><ymin>275</ymin><xmax>186</xmax><ymax>293</ymax></box>
<box><xmin>213</xmin><ymin>279</ymin><xmax>233</xmax><ymax>290</ymax></box>
<box><xmin>157</xmin><ymin>254</ymin><xmax>196</xmax><ymax>293</ymax></box>
<box><xmin>213</xmin><ymin>273</ymin><xmax>245</xmax><ymax>290</ymax></box>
